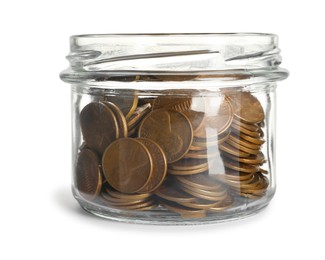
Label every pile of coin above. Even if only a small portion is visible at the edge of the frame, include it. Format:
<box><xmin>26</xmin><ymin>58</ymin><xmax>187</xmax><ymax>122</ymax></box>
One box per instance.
<box><xmin>75</xmin><ymin>89</ymin><xmax>269</xmax><ymax>218</ymax></box>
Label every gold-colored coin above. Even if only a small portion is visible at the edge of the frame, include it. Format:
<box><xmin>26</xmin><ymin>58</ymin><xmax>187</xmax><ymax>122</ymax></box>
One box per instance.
<box><xmin>219</xmin><ymin>143</ymin><xmax>250</xmax><ymax>157</ymax></box>
<box><xmin>102</xmin><ymin>101</ymin><xmax>128</xmax><ymax>138</ymax></box>
<box><xmin>178</xmin><ymin>182</ymin><xmax>225</xmax><ymax>197</ymax></box>
<box><xmin>231</xmin><ymin>123</ymin><xmax>261</xmax><ymax>138</ymax></box>
<box><xmin>226</xmin><ymin>138</ymin><xmax>260</xmax><ymax>155</ymax></box>
<box><xmin>103</xmin><ymin>185</ymin><xmax>152</xmax><ymax>201</ymax></box>
<box><xmin>224</xmin><ymin>160</ymin><xmax>259</xmax><ymax>173</ymax></box>
<box><xmin>223</xmin><ymin>152</ymin><xmax>266</xmax><ymax>165</ymax></box>
<box><xmin>232</xmin><ymin>118</ymin><xmax>261</xmax><ymax>132</ymax></box>
<box><xmin>104</xmin><ymin>92</ymin><xmax>138</xmax><ymax>120</ymax></box>
<box><xmin>194</xmin><ymin>96</ymin><xmax>233</xmax><ymax>138</ymax></box>
<box><xmin>183</xmin><ymin>149</ymin><xmax>220</xmax><ymax>159</ymax></box>
<box><xmin>76</xmin><ymin>148</ymin><xmax>102</xmax><ymax>201</ymax></box>
<box><xmin>155</xmin><ymin>180</ymin><xmax>196</xmax><ymax>203</ymax></box>
<box><xmin>223</xmin><ymin>170</ymin><xmax>255</xmax><ymax>181</ymax></box>
<box><xmin>102</xmin><ymin>138</ymin><xmax>153</xmax><ymax>193</ymax></box>
<box><xmin>179</xmin><ymin>199</ymin><xmax>221</xmax><ymax>210</ymax></box>
<box><xmin>226</xmin><ymin>92</ymin><xmax>265</xmax><ymax>124</ymax></box>
<box><xmin>80</xmin><ymin>102</ymin><xmax>119</xmax><ymax>155</ymax></box>
<box><xmin>168</xmin><ymin>158</ymin><xmax>208</xmax><ymax>171</ymax></box>
<box><xmin>160</xmin><ymin>200</ymin><xmax>207</xmax><ymax>219</ymax></box>
<box><xmin>180</xmin><ymin>185</ymin><xmax>228</xmax><ymax>202</ymax></box>
<box><xmin>192</xmin><ymin>129</ymin><xmax>230</xmax><ymax>148</ymax></box>
<box><xmin>239</xmin><ymin>132</ymin><xmax>265</xmax><ymax>145</ymax></box>
<box><xmin>208</xmin><ymin>195</ymin><xmax>234</xmax><ymax>212</ymax></box>
<box><xmin>175</xmin><ymin>174</ymin><xmax>223</xmax><ymax>191</ymax></box>
<box><xmin>228</xmin><ymin>134</ymin><xmax>261</xmax><ymax>150</ymax></box>
<box><xmin>138</xmin><ymin>109</ymin><xmax>193</xmax><ymax>163</ymax></box>
<box><xmin>137</xmin><ymin>138</ymin><xmax>168</xmax><ymax>193</ymax></box>
<box><xmin>152</xmin><ymin>96</ymin><xmax>192</xmax><ymax>112</ymax></box>
<box><xmin>168</xmin><ymin>165</ymin><xmax>209</xmax><ymax>176</ymax></box>
<box><xmin>127</xmin><ymin>103</ymin><xmax>152</xmax><ymax>130</ymax></box>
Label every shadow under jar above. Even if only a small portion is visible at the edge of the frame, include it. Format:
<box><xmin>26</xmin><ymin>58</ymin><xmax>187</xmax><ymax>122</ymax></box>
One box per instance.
<box><xmin>60</xmin><ymin>33</ymin><xmax>288</xmax><ymax>225</ymax></box>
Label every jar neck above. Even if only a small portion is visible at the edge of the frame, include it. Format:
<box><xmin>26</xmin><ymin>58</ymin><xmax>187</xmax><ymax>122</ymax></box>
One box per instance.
<box><xmin>60</xmin><ymin>33</ymin><xmax>289</xmax><ymax>86</ymax></box>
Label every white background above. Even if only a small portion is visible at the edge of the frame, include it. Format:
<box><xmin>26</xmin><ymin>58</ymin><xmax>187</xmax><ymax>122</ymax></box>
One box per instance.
<box><xmin>1</xmin><ymin>0</ymin><xmax>324</xmax><ymax>259</ymax></box>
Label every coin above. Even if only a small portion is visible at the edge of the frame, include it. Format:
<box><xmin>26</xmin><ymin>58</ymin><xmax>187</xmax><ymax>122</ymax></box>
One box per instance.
<box><xmin>182</xmin><ymin>97</ymin><xmax>206</xmax><ymax>131</ymax></box>
<box><xmin>208</xmin><ymin>195</ymin><xmax>234</xmax><ymax>212</ymax></box>
<box><xmin>137</xmin><ymin>138</ymin><xmax>168</xmax><ymax>193</ymax></box>
<box><xmin>138</xmin><ymin>109</ymin><xmax>193</xmax><ymax>163</ymax></box>
<box><xmin>102</xmin><ymin>101</ymin><xmax>128</xmax><ymax>138</ymax></box>
<box><xmin>80</xmin><ymin>102</ymin><xmax>119</xmax><ymax>155</ymax></box>
<box><xmin>222</xmin><ymin>152</ymin><xmax>266</xmax><ymax>165</ymax></box>
<box><xmin>179</xmin><ymin>199</ymin><xmax>220</xmax><ymax>210</ymax></box>
<box><xmin>160</xmin><ymin>200</ymin><xmax>207</xmax><ymax>218</ymax></box>
<box><xmin>228</xmin><ymin>134</ymin><xmax>261</xmax><ymax>150</ymax></box>
<box><xmin>179</xmin><ymin>182</ymin><xmax>226</xmax><ymax>197</ymax></box>
<box><xmin>175</xmin><ymin>174</ymin><xmax>223</xmax><ymax>191</ymax></box>
<box><xmin>76</xmin><ymin>148</ymin><xmax>102</xmax><ymax>201</ymax></box>
<box><xmin>168</xmin><ymin>158</ymin><xmax>208</xmax><ymax>171</ymax></box>
<box><xmin>102</xmin><ymin>138</ymin><xmax>153</xmax><ymax>193</ymax></box>
<box><xmin>231</xmin><ymin>123</ymin><xmax>261</xmax><ymax>138</ymax></box>
<box><xmin>180</xmin><ymin>185</ymin><xmax>228</xmax><ymax>202</ymax></box>
<box><xmin>219</xmin><ymin>143</ymin><xmax>250</xmax><ymax>157</ymax></box>
<box><xmin>232</xmin><ymin>118</ymin><xmax>261</xmax><ymax>132</ymax></box>
<box><xmin>183</xmin><ymin>149</ymin><xmax>220</xmax><ymax>159</ymax></box>
<box><xmin>104</xmin><ymin>185</ymin><xmax>152</xmax><ymax>201</ymax></box>
<box><xmin>224</xmin><ymin>160</ymin><xmax>259</xmax><ymax>173</ymax></box>
<box><xmin>168</xmin><ymin>165</ymin><xmax>209</xmax><ymax>175</ymax></box>
<box><xmin>194</xmin><ymin>96</ymin><xmax>233</xmax><ymax>138</ymax></box>
<box><xmin>127</xmin><ymin>103</ymin><xmax>152</xmax><ymax>130</ymax></box>
<box><xmin>192</xmin><ymin>129</ymin><xmax>230</xmax><ymax>148</ymax></box>
<box><xmin>152</xmin><ymin>96</ymin><xmax>192</xmax><ymax>112</ymax></box>
<box><xmin>238</xmin><ymin>132</ymin><xmax>265</xmax><ymax>145</ymax></box>
<box><xmin>226</xmin><ymin>92</ymin><xmax>265</xmax><ymax>124</ymax></box>
<box><xmin>104</xmin><ymin>93</ymin><xmax>138</xmax><ymax>120</ymax></box>
<box><xmin>155</xmin><ymin>180</ymin><xmax>196</xmax><ymax>203</ymax></box>
<box><xmin>226</xmin><ymin>138</ymin><xmax>260</xmax><ymax>155</ymax></box>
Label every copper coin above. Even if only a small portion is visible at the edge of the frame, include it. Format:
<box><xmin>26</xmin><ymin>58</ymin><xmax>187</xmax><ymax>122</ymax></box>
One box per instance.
<box><xmin>137</xmin><ymin>138</ymin><xmax>168</xmax><ymax>193</ymax></box>
<box><xmin>239</xmin><ymin>132</ymin><xmax>265</xmax><ymax>145</ymax></box>
<box><xmin>160</xmin><ymin>200</ymin><xmax>207</xmax><ymax>218</ymax></box>
<box><xmin>226</xmin><ymin>92</ymin><xmax>265</xmax><ymax>124</ymax></box>
<box><xmin>127</xmin><ymin>103</ymin><xmax>152</xmax><ymax>130</ymax></box>
<box><xmin>182</xmin><ymin>97</ymin><xmax>206</xmax><ymax>131</ymax></box>
<box><xmin>101</xmin><ymin>193</ymin><xmax>149</xmax><ymax>206</ymax></box>
<box><xmin>232</xmin><ymin>118</ymin><xmax>261</xmax><ymax>132</ymax></box>
<box><xmin>223</xmin><ymin>152</ymin><xmax>266</xmax><ymax>165</ymax></box>
<box><xmin>231</xmin><ymin>124</ymin><xmax>261</xmax><ymax>138</ymax></box>
<box><xmin>226</xmin><ymin>138</ymin><xmax>260</xmax><ymax>155</ymax></box>
<box><xmin>179</xmin><ymin>199</ymin><xmax>220</xmax><ymax>210</ymax></box>
<box><xmin>155</xmin><ymin>180</ymin><xmax>196</xmax><ymax>203</ymax></box>
<box><xmin>208</xmin><ymin>195</ymin><xmax>234</xmax><ymax>212</ymax></box>
<box><xmin>175</xmin><ymin>174</ymin><xmax>223</xmax><ymax>191</ymax></box>
<box><xmin>138</xmin><ymin>109</ymin><xmax>193</xmax><ymax>163</ymax></box>
<box><xmin>192</xmin><ymin>130</ymin><xmax>230</xmax><ymax>148</ymax></box>
<box><xmin>228</xmin><ymin>134</ymin><xmax>261</xmax><ymax>150</ymax></box>
<box><xmin>80</xmin><ymin>102</ymin><xmax>119</xmax><ymax>155</ymax></box>
<box><xmin>179</xmin><ymin>183</ymin><xmax>227</xmax><ymax>198</ymax></box>
<box><xmin>152</xmin><ymin>96</ymin><xmax>192</xmax><ymax>112</ymax></box>
<box><xmin>259</xmin><ymin>168</ymin><xmax>269</xmax><ymax>174</ymax></box>
<box><xmin>104</xmin><ymin>93</ymin><xmax>138</xmax><ymax>120</ymax></box>
<box><xmin>168</xmin><ymin>158</ymin><xmax>208</xmax><ymax>171</ymax></box>
<box><xmin>102</xmin><ymin>138</ymin><xmax>153</xmax><ymax>193</ymax></box>
<box><xmin>184</xmin><ymin>149</ymin><xmax>220</xmax><ymax>159</ymax></box>
<box><xmin>219</xmin><ymin>143</ymin><xmax>250</xmax><ymax>157</ymax></box>
<box><xmin>224</xmin><ymin>160</ymin><xmax>259</xmax><ymax>173</ymax></box>
<box><xmin>222</xmin><ymin>170</ymin><xmax>255</xmax><ymax>181</ymax></box>
<box><xmin>102</xmin><ymin>101</ymin><xmax>128</xmax><ymax>138</ymax></box>
<box><xmin>168</xmin><ymin>165</ymin><xmax>209</xmax><ymax>175</ymax></box>
<box><xmin>76</xmin><ymin>149</ymin><xmax>102</xmax><ymax>201</ymax></box>
<box><xmin>109</xmin><ymin>199</ymin><xmax>157</xmax><ymax>210</ymax></box>
<box><xmin>104</xmin><ymin>186</ymin><xmax>152</xmax><ymax>201</ymax></box>
<box><xmin>194</xmin><ymin>96</ymin><xmax>233</xmax><ymax>138</ymax></box>
<box><xmin>181</xmin><ymin>185</ymin><xmax>228</xmax><ymax>202</ymax></box>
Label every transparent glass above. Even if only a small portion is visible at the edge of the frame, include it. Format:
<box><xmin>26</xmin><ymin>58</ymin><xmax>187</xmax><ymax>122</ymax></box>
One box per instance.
<box><xmin>60</xmin><ymin>33</ymin><xmax>288</xmax><ymax>225</ymax></box>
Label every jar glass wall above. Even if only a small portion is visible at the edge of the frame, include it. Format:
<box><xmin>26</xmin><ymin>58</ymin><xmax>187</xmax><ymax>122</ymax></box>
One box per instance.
<box><xmin>61</xmin><ymin>34</ymin><xmax>288</xmax><ymax>224</ymax></box>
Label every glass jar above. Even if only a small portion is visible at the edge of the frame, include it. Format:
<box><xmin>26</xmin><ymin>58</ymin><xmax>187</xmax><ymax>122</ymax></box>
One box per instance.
<box><xmin>60</xmin><ymin>33</ymin><xmax>288</xmax><ymax>225</ymax></box>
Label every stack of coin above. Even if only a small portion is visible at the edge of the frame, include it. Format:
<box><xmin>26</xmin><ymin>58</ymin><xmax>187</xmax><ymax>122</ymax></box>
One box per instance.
<box><xmin>155</xmin><ymin>175</ymin><xmax>233</xmax><ymax>218</ymax></box>
<box><xmin>100</xmin><ymin>184</ymin><xmax>158</xmax><ymax>211</ymax></box>
<box><xmin>217</xmin><ymin>91</ymin><xmax>268</xmax><ymax>198</ymax></box>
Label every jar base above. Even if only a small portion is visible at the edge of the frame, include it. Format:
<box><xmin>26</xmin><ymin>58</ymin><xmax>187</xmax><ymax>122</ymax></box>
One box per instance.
<box><xmin>74</xmin><ymin>190</ymin><xmax>274</xmax><ymax>225</ymax></box>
